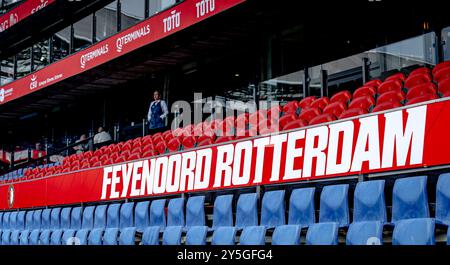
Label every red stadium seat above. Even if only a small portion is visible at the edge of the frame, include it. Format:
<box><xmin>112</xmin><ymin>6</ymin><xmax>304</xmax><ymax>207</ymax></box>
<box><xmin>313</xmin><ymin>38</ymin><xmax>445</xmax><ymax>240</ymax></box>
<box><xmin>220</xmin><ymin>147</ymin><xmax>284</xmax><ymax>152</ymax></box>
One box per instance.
<box><xmin>283</xmin><ymin>101</ymin><xmax>300</xmax><ymax>114</ymax></box>
<box><xmin>83</xmin><ymin>151</ymin><xmax>93</xmax><ymax>159</ymax></box>
<box><xmin>235</xmin><ymin>128</ymin><xmax>254</xmax><ymax>139</ymax></box>
<box><xmin>353</xmin><ymin>86</ymin><xmax>376</xmax><ymax>99</ymax></box>
<box><xmin>155</xmin><ymin>141</ymin><xmax>167</xmax><ymax>154</ymax></box>
<box><xmin>330</xmin><ymin>90</ymin><xmax>352</xmax><ymax>104</ymax></box>
<box><xmin>279</xmin><ymin>114</ymin><xmax>297</xmax><ymax>129</ymax></box>
<box><xmin>409</xmin><ymin>67</ymin><xmax>430</xmax><ymax>77</ymax></box>
<box><xmin>198</xmin><ymin>134</ymin><xmax>215</xmax><ymax>144</ymax></box>
<box><xmin>406</xmin><ymin>83</ymin><xmax>437</xmax><ymax>100</ymax></box>
<box><xmin>93</xmin><ymin>149</ymin><xmax>103</xmax><ymax>157</ymax></box>
<box><xmin>378</xmin><ymin>79</ymin><xmax>402</xmax><ymax>95</ymax></box>
<box><xmin>152</xmin><ymin>133</ymin><xmax>164</xmax><ymax>142</ymax></box>
<box><xmin>163</xmin><ymin>129</ymin><xmax>173</xmax><ymax>138</ymax></box>
<box><xmin>432</xmin><ymin>61</ymin><xmax>450</xmax><ymax>76</ymax></box>
<box><xmin>142</xmin><ymin>150</ymin><xmax>157</xmax><ymax>158</ymax></box>
<box><xmin>323</xmin><ymin>101</ymin><xmax>347</xmax><ymax>117</ymax></box>
<box><xmin>130</xmin><ymin>147</ymin><xmax>142</xmax><ymax>155</ymax></box>
<box><xmin>215</xmin><ymin>136</ymin><xmax>235</xmax><ymax>144</ymax></box>
<box><xmin>309</xmin><ymin>113</ymin><xmax>336</xmax><ymax>126</ymax></box>
<box><xmin>114</xmin><ymin>156</ymin><xmax>126</xmax><ymax>164</ymax></box>
<box><xmin>198</xmin><ymin>138</ymin><xmax>214</xmax><ymax>147</ymax></box>
<box><xmin>182</xmin><ymin>135</ymin><xmax>197</xmax><ymax>149</ymax></box>
<box><xmin>372</xmin><ymin>101</ymin><xmax>403</xmax><ymax>113</ymax></box>
<box><xmin>218</xmin><ymin>117</ymin><xmax>235</xmax><ymax>136</ymax></box>
<box><xmin>282</xmin><ymin>119</ymin><xmax>307</xmax><ymax>131</ymax></box>
<box><xmin>339</xmin><ymin>108</ymin><xmax>368</xmax><ymax>119</ymax></box>
<box><xmin>299</xmin><ymin>96</ymin><xmax>317</xmax><ymax>109</ymax></box>
<box><xmin>167</xmin><ymin>138</ymin><xmax>181</xmax><ymax>152</ymax></box>
<box><xmin>121</xmin><ymin>150</ymin><xmax>131</xmax><ymax>159</ymax></box>
<box><xmin>348</xmin><ymin>95</ymin><xmax>375</xmax><ymax>111</ymax></box>
<box><xmin>81</xmin><ymin>162</ymin><xmax>90</xmax><ymax>169</ymax></box>
<box><xmin>132</xmin><ymin>140</ymin><xmax>142</xmax><ymax>149</ymax></box>
<box><xmin>406</xmin><ymin>93</ymin><xmax>438</xmax><ymax>105</ymax></box>
<box><xmin>310</xmin><ymin>97</ymin><xmax>330</xmax><ymax>110</ymax></box>
<box><xmin>267</xmin><ymin>105</ymin><xmax>282</xmax><ymax>120</ymax></box>
<box><xmin>299</xmin><ymin>107</ymin><xmax>321</xmax><ymax>122</ymax></box>
<box><xmin>364</xmin><ymin>79</ymin><xmax>382</xmax><ymax>89</ymax></box>
<box><xmin>92</xmin><ymin>161</ymin><xmax>102</xmax><ymax>167</ymax></box>
<box><xmin>438</xmin><ymin>78</ymin><xmax>450</xmax><ymax>95</ymax></box>
<box><xmin>142</xmin><ymin>143</ymin><xmax>155</xmax><ymax>153</ymax></box>
<box><xmin>376</xmin><ymin>90</ymin><xmax>405</xmax><ymax>105</ymax></box>
<box><xmin>385</xmin><ymin>72</ymin><xmax>405</xmax><ymax>83</ymax></box>
<box><xmin>172</xmin><ymin>127</ymin><xmax>184</xmax><ymax>137</ymax></box>
<box><xmin>404</xmin><ymin>73</ymin><xmax>431</xmax><ymax>89</ymax></box>
<box><xmin>258</xmin><ymin>119</ymin><xmax>278</xmax><ymax>134</ymax></box>
<box><xmin>99</xmin><ymin>154</ymin><xmax>109</xmax><ymax>162</ymax></box>
<box><xmin>121</xmin><ymin>143</ymin><xmax>132</xmax><ymax>152</ymax></box>
<box><xmin>434</xmin><ymin>67</ymin><xmax>450</xmax><ymax>83</ymax></box>
<box><xmin>250</xmin><ymin>109</ymin><xmax>267</xmax><ymax>123</ymax></box>
<box><xmin>62</xmin><ymin>167</ymin><xmax>71</xmax><ymax>173</ymax></box>
<box><xmin>89</xmin><ymin>156</ymin><xmax>100</xmax><ymax>164</ymax></box>
<box><xmin>128</xmin><ymin>153</ymin><xmax>141</xmax><ymax>161</ymax></box>
<box><xmin>110</xmin><ymin>152</ymin><xmax>120</xmax><ymax>161</ymax></box>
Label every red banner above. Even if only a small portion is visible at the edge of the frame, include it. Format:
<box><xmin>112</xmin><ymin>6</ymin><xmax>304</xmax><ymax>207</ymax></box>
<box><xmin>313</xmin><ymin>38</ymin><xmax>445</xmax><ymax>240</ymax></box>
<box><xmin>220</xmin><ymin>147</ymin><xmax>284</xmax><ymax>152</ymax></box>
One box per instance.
<box><xmin>0</xmin><ymin>0</ymin><xmax>246</xmax><ymax>105</ymax></box>
<box><xmin>2</xmin><ymin>100</ymin><xmax>450</xmax><ymax>210</ymax></box>
<box><xmin>0</xmin><ymin>0</ymin><xmax>55</xmax><ymax>33</ymax></box>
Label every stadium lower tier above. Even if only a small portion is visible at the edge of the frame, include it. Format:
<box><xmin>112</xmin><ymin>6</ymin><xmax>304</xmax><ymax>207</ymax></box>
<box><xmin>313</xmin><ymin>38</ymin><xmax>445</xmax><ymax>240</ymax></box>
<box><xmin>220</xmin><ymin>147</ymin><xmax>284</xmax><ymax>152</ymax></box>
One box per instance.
<box><xmin>0</xmin><ymin>173</ymin><xmax>449</xmax><ymax>245</ymax></box>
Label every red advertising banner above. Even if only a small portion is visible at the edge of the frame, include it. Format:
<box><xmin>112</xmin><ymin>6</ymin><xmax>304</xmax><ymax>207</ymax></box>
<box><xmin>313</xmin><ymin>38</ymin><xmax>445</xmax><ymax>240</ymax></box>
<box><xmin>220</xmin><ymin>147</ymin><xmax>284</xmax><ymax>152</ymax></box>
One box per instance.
<box><xmin>0</xmin><ymin>0</ymin><xmax>55</xmax><ymax>33</ymax></box>
<box><xmin>0</xmin><ymin>0</ymin><xmax>246</xmax><ymax>105</ymax></box>
<box><xmin>1</xmin><ymin>100</ymin><xmax>450</xmax><ymax>210</ymax></box>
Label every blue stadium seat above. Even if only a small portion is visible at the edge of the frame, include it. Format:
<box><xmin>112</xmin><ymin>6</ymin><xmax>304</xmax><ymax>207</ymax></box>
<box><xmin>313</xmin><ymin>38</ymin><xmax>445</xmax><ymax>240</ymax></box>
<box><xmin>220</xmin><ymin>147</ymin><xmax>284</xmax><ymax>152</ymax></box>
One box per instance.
<box><xmin>235</xmin><ymin>193</ymin><xmax>258</xmax><ymax>229</ymax></box>
<box><xmin>33</xmin><ymin>210</ymin><xmax>43</xmax><ymax>230</ymax></box>
<box><xmin>103</xmin><ymin>228</ymin><xmax>119</xmax><ymax>245</ymax></box>
<box><xmin>353</xmin><ymin>180</ymin><xmax>387</xmax><ymax>223</ymax></box>
<box><xmin>51</xmin><ymin>208</ymin><xmax>61</xmax><ymax>229</ymax></box>
<box><xmin>306</xmin><ymin>222</ymin><xmax>339</xmax><ymax>245</ymax></box>
<box><xmin>61</xmin><ymin>207</ymin><xmax>72</xmax><ymax>229</ymax></box>
<box><xmin>150</xmin><ymin>199</ymin><xmax>166</xmax><ymax>230</ymax></box>
<box><xmin>272</xmin><ymin>225</ymin><xmax>301</xmax><ymax>245</ymax></box>
<box><xmin>0</xmin><ymin>212</ymin><xmax>3</xmax><ymax>229</ymax></box>
<box><xmin>29</xmin><ymin>230</ymin><xmax>40</xmax><ymax>245</ymax></box>
<box><xmin>162</xmin><ymin>226</ymin><xmax>183</xmax><ymax>245</ymax></box>
<box><xmin>436</xmin><ymin>173</ymin><xmax>450</xmax><ymax>226</ymax></box>
<box><xmin>71</xmin><ymin>207</ymin><xmax>82</xmax><ymax>230</ymax></box>
<box><xmin>10</xmin><ymin>230</ymin><xmax>20</xmax><ymax>245</ymax></box>
<box><xmin>186</xmin><ymin>196</ymin><xmax>206</xmax><ymax>228</ymax></box>
<box><xmin>120</xmin><ymin>202</ymin><xmax>134</xmax><ymax>229</ymax></box>
<box><xmin>107</xmin><ymin>204</ymin><xmax>121</xmax><ymax>228</ymax></box>
<box><xmin>319</xmin><ymin>184</ymin><xmax>349</xmax><ymax>227</ymax></box>
<box><xmin>212</xmin><ymin>195</ymin><xmax>233</xmax><ymax>229</ymax></box>
<box><xmin>39</xmin><ymin>229</ymin><xmax>51</xmax><ymax>245</ymax></box>
<box><xmin>41</xmin><ymin>209</ymin><xmax>52</xmax><ymax>229</ymax></box>
<box><xmin>346</xmin><ymin>221</ymin><xmax>383</xmax><ymax>245</ymax></box>
<box><xmin>212</xmin><ymin>227</ymin><xmax>236</xmax><ymax>245</ymax></box>
<box><xmin>134</xmin><ymin>201</ymin><xmax>150</xmax><ymax>232</ymax></box>
<box><xmin>261</xmin><ymin>190</ymin><xmax>285</xmax><ymax>228</ymax></box>
<box><xmin>19</xmin><ymin>230</ymin><xmax>30</xmax><ymax>245</ymax></box>
<box><xmin>288</xmin><ymin>188</ymin><xmax>315</xmax><ymax>228</ymax></box>
<box><xmin>119</xmin><ymin>227</ymin><xmax>136</xmax><ymax>245</ymax></box>
<box><xmin>9</xmin><ymin>211</ymin><xmax>17</xmax><ymax>230</ymax></box>
<box><xmin>88</xmin><ymin>229</ymin><xmax>104</xmax><ymax>245</ymax></box>
<box><xmin>76</xmin><ymin>229</ymin><xmax>90</xmax><ymax>245</ymax></box>
<box><xmin>142</xmin><ymin>226</ymin><xmax>160</xmax><ymax>245</ymax></box>
<box><xmin>393</xmin><ymin>218</ymin><xmax>435</xmax><ymax>245</ymax></box>
<box><xmin>2</xmin><ymin>212</ymin><xmax>10</xmax><ymax>229</ymax></box>
<box><xmin>168</xmin><ymin>198</ymin><xmax>185</xmax><ymax>227</ymax></box>
<box><xmin>1</xmin><ymin>229</ymin><xmax>11</xmax><ymax>245</ymax></box>
<box><xmin>186</xmin><ymin>226</ymin><xmax>208</xmax><ymax>245</ymax></box>
<box><xmin>82</xmin><ymin>206</ymin><xmax>95</xmax><ymax>229</ymax></box>
<box><xmin>50</xmin><ymin>229</ymin><xmax>63</xmax><ymax>245</ymax></box>
<box><xmin>240</xmin><ymin>226</ymin><xmax>266</xmax><ymax>245</ymax></box>
<box><xmin>392</xmin><ymin>176</ymin><xmax>429</xmax><ymax>223</ymax></box>
<box><xmin>62</xmin><ymin>229</ymin><xmax>76</xmax><ymax>245</ymax></box>
<box><xmin>94</xmin><ymin>205</ymin><xmax>107</xmax><ymax>229</ymax></box>
<box><xmin>17</xmin><ymin>211</ymin><xmax>26</xmax><ymax>230</ymax></box>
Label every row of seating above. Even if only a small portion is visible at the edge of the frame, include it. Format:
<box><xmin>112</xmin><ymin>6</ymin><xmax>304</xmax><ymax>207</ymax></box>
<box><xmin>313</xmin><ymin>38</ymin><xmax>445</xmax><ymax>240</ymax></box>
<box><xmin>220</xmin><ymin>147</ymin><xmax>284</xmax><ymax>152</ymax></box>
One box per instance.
<box><xmin>6</xmin><ymin>61</ymin><xmax>450</xmax><ymax>183</ymax></box>
<box><xmin>0</xmin><ymin>162</ymin><xmax>59</xmax><ymax>183</ymax></box>
<box><xmin>1</xmin><ymin>173</ymin><xmax>449</xmax><ymax>245</ymax></box>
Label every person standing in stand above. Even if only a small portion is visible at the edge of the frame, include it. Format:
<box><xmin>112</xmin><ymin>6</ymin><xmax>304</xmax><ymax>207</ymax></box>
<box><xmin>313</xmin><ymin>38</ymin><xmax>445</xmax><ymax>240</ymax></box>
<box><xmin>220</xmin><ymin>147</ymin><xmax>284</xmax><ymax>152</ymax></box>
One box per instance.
<box><xmin>147</xmin><ymin>90</ymin><xmax>169</xmax><ymax>135</ymax></box>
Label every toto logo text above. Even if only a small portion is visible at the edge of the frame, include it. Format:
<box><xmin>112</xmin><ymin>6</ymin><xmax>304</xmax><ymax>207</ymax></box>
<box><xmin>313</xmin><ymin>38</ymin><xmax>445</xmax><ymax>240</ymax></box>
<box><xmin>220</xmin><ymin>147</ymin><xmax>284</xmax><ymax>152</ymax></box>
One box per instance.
<box><xmin>80</xmin><ymin>45</ymin><xmax>109</xmax><ymax>69</ymax></box>
<box><xmin>163</xmin><ymin>10</ymin><xmax>181</xmax><ymax>33</ymax></box>
<box><xmin>196</xmin><ymin>0</ymin><xmax>215</xmax><ymax>18</ymax></box>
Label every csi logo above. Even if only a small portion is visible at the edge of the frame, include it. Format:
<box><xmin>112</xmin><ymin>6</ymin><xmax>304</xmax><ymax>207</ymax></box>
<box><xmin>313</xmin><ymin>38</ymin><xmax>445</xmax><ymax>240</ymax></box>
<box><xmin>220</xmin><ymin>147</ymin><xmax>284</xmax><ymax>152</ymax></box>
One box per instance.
<box><xmin>0</xmin><ymin>88</ymin><xmax>4</xmax><ymax>103</ymax></box>
<box><xmin>163</xmin><ymin>10</ymin><xmax>181</xmax><ymax>33</ymax></box>
<box><xmin>7</xmin><ymin>185</ymin><xmax>14</xmax><ymax>208</ymax></box>
<box><xmin>30</xmin><ymin>75</ymin><xmax>38</xmax><ymax>90</ymax></box>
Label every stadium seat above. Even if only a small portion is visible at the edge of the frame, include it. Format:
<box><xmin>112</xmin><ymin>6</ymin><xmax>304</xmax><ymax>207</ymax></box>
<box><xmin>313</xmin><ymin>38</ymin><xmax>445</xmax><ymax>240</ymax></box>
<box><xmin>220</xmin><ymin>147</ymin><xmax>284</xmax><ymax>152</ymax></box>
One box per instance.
<box><xmin>319</xmin><ymin>184</ymin><xmax>349</xmax><ymax>227</ymax></box>
<box><xmin>186</xmin><ymin>196</ymin><xmax>206</xmax><ymax>228</ymax></box>
<box><xmin>385</xmin><ymin>72</ymin><xmax>405</xmax><ymax>83</ymax></box>
<box><xmin>346</xmin><ymin>221</ymin><xmax>383</xmax><ymax>245</ymax></box>
<box><xmin>406</xmin><ymin>93</ymin><xmax>438</xmax><ymax>105</ymax></box>
<box><xmin>62</xmin><ymin>229</ymin><xmax>76</xmax><ymax>245</ymax></box>
<box><xmin>168</xmin><ymin>198</ymin><xmax>185</xmax><ymax>227</ymax></box>
<box><xmin>39</xmin><ymin>229</ymin><xmax>51</xmax><ymax>245</ymax></box>
<box><xmin>434</xmin><ymin>67</ymin><xmax>450</xmax><ymax>83</ymax></box>
<box><xmin>305</xmin><ymin>222</ymin><xmax>339</xmax><ymax>245</ymax></box>
<box><xmin>364</xmin><ymin>79</ymin><xmax>381</xmax><ymax>87</ymax></box>
<box><xmin>282</xmin><ymin>119</ymin><xmax>307</xmax><ymax>131</ymax></box>
<box><xmin>16</xmin><ymin>211</ymin><xmax>25</xmax><ymax>230</ymax></box>
<box><xmin>150</xmin><ymin>199</ymin><xmax>167</xmax><ymax>230</ymax></box>
<box><xmin>167</xmin><ymin>138</ymin><xmax>182</xmax><ymax>152</ymax></box>
<box><xmin>299</xmin><ymin>96</ymin><xmax>317</xmax><ymax>109</ymax></box>
<box><xmin>29</xmin><ymin>230</ymin><xmax>40</xmax><ymax>245</ymax></box>
<box><xmin>323</xmin><ymin>102</ymin><xmax>347</xmax><ymax>117</ymax></box>
<box><xmin>75</xmin><ymin>229</ymin><xmax>90</xmax><ymax>245</ymax></box>
<box><xmin>353</xmin><ymin>86</ymin><xmax>376</xmax><ymax>99</ymax></box>
<box><xmin>240</xmin><ymin>226</ymin><xmax>266</xmax><ymax>245</ymax></box>
<box><xmin>261</xmin><ymin>190</ymin><xmax>285</xmax><ymax>228</ymax></box>
<box><xmin>9</xmin><ymin>211</ymin><xmax>17</xmax><ymax>230</ymax></box>
<box><xmin>330</xmin><ymin>90</ymin><xmax>351</xmax><ymax>105</ymax></box>
<box><xmin>272</xmin><ymin>225</ymin><xmax>301</xmax><ymax>245</ymax></box>
<box><xmin>19</xmin><ymin>230</ymin><xmax>30</xmax><ymax>245</ymax></box>
<box><xmin>376</xmin><ymin>90</ymin><xmax>405</xmax><ymax>105</ymax></box>
<box><xmin>309</xmin><ymin>113</ymin><xmax>336</xmax><ymax>126</ymax></box>
<box><xmin>392</xmin><ymin>176</ymin><xmax>429</xmax><ymax>223</ymax></box>
<box><xmin>50</xmin><ymin>229</ymin><xmax>63</xmax><ymax>245</ymax></box>
<box><xmin>405</xmin><ymin>82</ymin><xmax>436</xmax><ymax>100</ymax></box>
<box><xmin>162</xmin><ymin>226</ymin><xmax>183</xmax><ymax>245</ymax></box>
<box><xmin>134</xmin><ymin>201</ymin><xmax>150</xmax><ymax>232</ymax></box>
<box><xmin>41</xmin><ymin>209</ymin><xmax>51</xmax><ymax>230</ymax></box>
<box><xmin>299</xmin><ymin>107</ymin><xmax>321</xmax><ymax>123</ymax></box>
<box><xmin>348</xmin><ymin>95</ymin><xmax>375</xmax><ymax>111</ymax></box>
<box><xmin>71</xmin><ymin>207</ymin><xmax>82</xmax><ymax>230</ymax></box>
<box><xmin>339</xmin><ymin>108</ymin><xmax>368</xmax><ymax>119</ymax></box>
<box><xmin>404</xmin><ymin>73</ymin><xmax>431</xmax><ymax>89</ymax></box>
<box><xmin>310</xmin><ymin>97</ymin><xmax>330</xmax><ymax>110</ymax></box>
<box><xmin>409</xmin><ymin>67</ymin><xmax>430</xmax><ymax>77</ymax></box>
<box><xmin>372</xmin><ymin>101</ymin><xmax>402</xmax><ymax>113</ymax></box>
<box><xmin>60</xmin><ymin>208</ymin><xmax>72</xmax><ymax>229</ymax></box>
<box><xmin>88</xmin><ymin>228</ymin><xmax>104</xmax><ymax>245</ymax></box>
<box><xmin>353</xmin><ymin>180</ymin><xmax>387</xmax><ymax>223</ymax></box>
<box><xmin>279</xmin><ymin>114</ymin><xmax>297</xmax><ymax>129</ymax></box>
<box><xmin>378</xmin><ymin>79</ymin><xmax>402</xmax><ymax>95</ymax></box>
<box><xmin>182</xmin><ymin>136</ymin><xmax>197</xmax><ymax>150</ymax></box>
<box><xmin>94</xmin><ymin>205</ymin><xmax>107</xmax><ymax>229</ymax></box>
<box><xmin>142</xmin><ymin>226</ymin><xmax>160</xmax><ymax>245</ymax></box>
<box><xmin>433</xmin><ymin>61</ymin><xmax>450</xmax><ymax>76</ymax></box>
<box><xmin>33</xmin><ymin>210</ymin><xmax>43</xmax><ymax>230</ymax></box>
<box><xmin>10</xmin><ymin>230</ymin><xmax>20</xmax><ymax>245</ymax></box>
<box><xmin>50</xmin><ymin>208</ymin><xmax>61</xmax><ymax>229</ymax></box>
<box><xmin>186</xmin><ymin>226</ymin><xmax>208</xmax><ymax>245</ymax></box>
<box><xmin>283</xmin><ymin>101</ymin><xmax>300</xmax><ymax>114</ymax></box>
<box><xmin>211</xmin><ymin>227</ymin><xmax>237</xmax><ymax>245</ymax></box>
<box><xmin>436</xmin><ymin>173</ymin><xmax>450</xmax><ymax>226</ymax></box>
<box><xmin>288</xmin><ymin>187</ymin><xmax>315</xmax><ymax>228</ymax></box>
<box><xmin>82</xmin><ymin>206</ymin><xmax>95</xmax><ymax>230</ymax></box>
<box><xmin>235</xmin><ymin>193</ymin><xmax>258</xmax><ymax>229</ymax></box>
<box><xmin>103</xmin><ymin>228</ymin><xmax>119</xmax><ymax>245</ymax></box>
<box><xmin>212</xmin><ymin>195</ymin><xmax>233</xmax><ymax>229</ymax></box>
<box><xmin>392</xmin><ymin>218</ymin><xmax>435</xmax><ymax>245</ymax></box>
<box><xmin>119</xmin><ymin>227</ymin><xmax>136</xmax><ymax>245</ymax></box>
<box><xmin>120</xmin><ymin>202</ymin><xmax>134</xmax><ymax>228</ymax></box>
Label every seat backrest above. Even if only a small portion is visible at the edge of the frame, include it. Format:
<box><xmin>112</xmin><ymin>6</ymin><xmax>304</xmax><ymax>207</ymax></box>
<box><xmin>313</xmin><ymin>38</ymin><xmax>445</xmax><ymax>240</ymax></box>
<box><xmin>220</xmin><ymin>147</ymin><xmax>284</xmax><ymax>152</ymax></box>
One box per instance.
<box><xmin>2</xmin><ymin>212</ymin><xmax>10</xmax><ymax>229</ymax></box>
<box><xmin>288</xmin><ymin>188</ymin><xmax>315</xmax><ymax>228</ymax></box>
<box><xmin>306</xmin><ymin>222</ymin><xmax>339</xmax><ymax>245</ymax></box>
<box><xmin>186</xmin><ymin>196</ymin><xmax>205</xmax><ymax>228</ymax></box>
<box><xmin>211</xmin><ymin>227</ymin><xmax>237</xmax><ymax>245</ymax></box>
<box><xmin>392</xmin><ymin>176</ymin><xmax>429</xmax><ymax>222</ymax></box>
<box><xmin>103</xmin><ymin>228</ymin><xmax>120</xmax><ymax>245</ymax></box>
<box><xmin>240</xmin><ymin>226</ymin><xmax>266</xmax><ymax>245</ymax></box>
<box><xmin>235</xmin><ymin>193</ymin><xmax>258</xmax><ymax>229</ymax></box>
<box><xmin>272</xmin><ymin>225</ymin><xmax>301</xmax><ymax>245</ymax></box>
<box><xmin>0</xmin><ymin>212</ymin><xmax>3</xmax><ymax>229</ymax></box>
<box><xmin>94</xmin><ymin>205</ymin><xmax>108</xmax><ymax>229</ymax></box>
<box><xmin>16</xmin><ymin>211</ymin><xmax>26</xmax><ymax>230</ymax></box>
<box><xmin>186</xmin><ymin>226</ymin><xmax>208</xmax><ymax>245</ymax></box>
<box><xmin>134</xmin><ymin>201</ymin><xmax>150</xmax><ymax>231</ymax></box>
<box><xmin>162</xmin><ymin>226</ymin><xmax>183</xmax><ymax>245</ymax></box>
<box><xmin>120</xmin><ymin>202</ymin><xmax>135</xmax><ymax>229</ymax></box>
<box><xmin>346</xmin><ymin>221</ymin><xmax>383</xmax><ymax>245</ymax></box>
<box><xmin>71</xmin><ymin>207</ymin><xmax>82</xmax><ymax>230</ymax></box>
<box><xmin>88</xmin><ymin>228</ymin><xmax>104</xmax><ymax>245</ymax></box>
<box><xmin>436</xmin><ymin>173</ymin><xmax>450</xmax><ymax>226</ymax></box>
<box><xmin>82</xmin><ymin>206</ymin><xmax>95</xmax><ymax>229</ymax></box>
<box><xmin>353</xmin><ymin>180</ymin><xmax>387</xmax><ymax>223</ymax></box>
<box><xmin>9</xmin><ymin>211</ymin><xmax>17</xmax><ymax>230</ymax></box>
<box><xmin>392</xmin><ymin>218</ymin><xmax>435</xmax><ymax>245</ymax></box>
<box><xmin>142</xmin><ymin>226</ymin><xmax>160</xmax><ymax>245</ymax></box>
<box><xmin>212</xmin><ymin>195</ymin><xmax>233</xmax><ymax>228</ymax></box>
<box><xmin>106</xmin><ymin>203</ymin><xmax>121</xmax><ymax>228</ymax></box>
<box><xmin>319</xmin><ymin>184</ymin><xmax>350</xmax><ymax>227</ymax></box>
<box><xmin>32</xmin><ymin>210</ymin><xmax>43</xmax><ymax>230</ymax></box>
<box><xmin>60</xmin><ymin>207</ymin><xmax>72</xmax><ymax>229</ymax></box>
<box><xmin>150</xmin><ymin>199</ymin><xmax>166</xmax><ymax>228</ymax></box>
<box><xmin>50</xmin><ymin>208</ymin><xmax>61</xmax><ymax>229</ymax></box>
<box><xmin>41</xmin><ymin>209</ymin><xmax>52</xmax><ymax>230</ymax></box>
<box><xmin>261</xmin><ymin>190</ymin><xmax>285</xmax><ymax>227</ymax></box>
<box><xmin>119</xmin><ymin>227</ymin><xmax>137</xmax><ymax>245</ymax></box>
<box><xmin>167</xmin><ymin>198</ymin><xmax>185</xmax><ymax>227</ymax></box>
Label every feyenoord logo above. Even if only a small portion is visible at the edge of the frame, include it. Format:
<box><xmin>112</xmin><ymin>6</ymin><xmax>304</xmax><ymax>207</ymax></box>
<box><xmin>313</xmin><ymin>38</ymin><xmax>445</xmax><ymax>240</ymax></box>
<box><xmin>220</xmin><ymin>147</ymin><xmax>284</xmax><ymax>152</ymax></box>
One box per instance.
<box><xmin>7</xmin><ymin>185</ymin><xmax>14</xmax><ymax>208</ymax></box>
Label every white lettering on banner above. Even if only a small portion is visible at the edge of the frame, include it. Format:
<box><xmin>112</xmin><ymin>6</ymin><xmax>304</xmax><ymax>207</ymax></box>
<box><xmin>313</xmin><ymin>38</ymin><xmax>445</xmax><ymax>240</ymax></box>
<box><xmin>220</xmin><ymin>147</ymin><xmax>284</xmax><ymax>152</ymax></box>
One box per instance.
<box><xmin>80</xmin><ymin>45</ymin><xmax>109</xmax><ymax>69</ymax></box>
<box><xmin>31</xmin><ymin>0</ymin><xmax>49</xmax><ymax>14</ymax></box>
<box><xmin>163</xmin><ymin>10</ymin><xmax>181</xmax><ymax>33</ymax></box>
<box><xmin>100</xmin><ymin>106</ymin><xmax>428</xmax><ymax>200</ymax></box>
<box><xmin>116</xmin><ymin>24</ymin><xmax>151</xmax><ymax>52</ymax></box>
<box><xmin>196</xmin><ymin>0</ymin><xmax>216</xmax><ymax>18</ymax></box>
<box><xmin>30</xmin><ymin>75</ymin><xmax>38</xmax><ymax>90</ymax></box>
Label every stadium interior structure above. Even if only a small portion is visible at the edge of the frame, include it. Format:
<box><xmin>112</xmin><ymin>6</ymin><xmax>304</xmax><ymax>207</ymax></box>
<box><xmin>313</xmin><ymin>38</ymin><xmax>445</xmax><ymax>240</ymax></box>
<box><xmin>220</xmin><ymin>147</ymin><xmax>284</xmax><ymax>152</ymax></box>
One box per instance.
<box><xmin>1</xmin><ymin>0</ymin><xmax>450</xmax><ymax>245</ymax></box>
